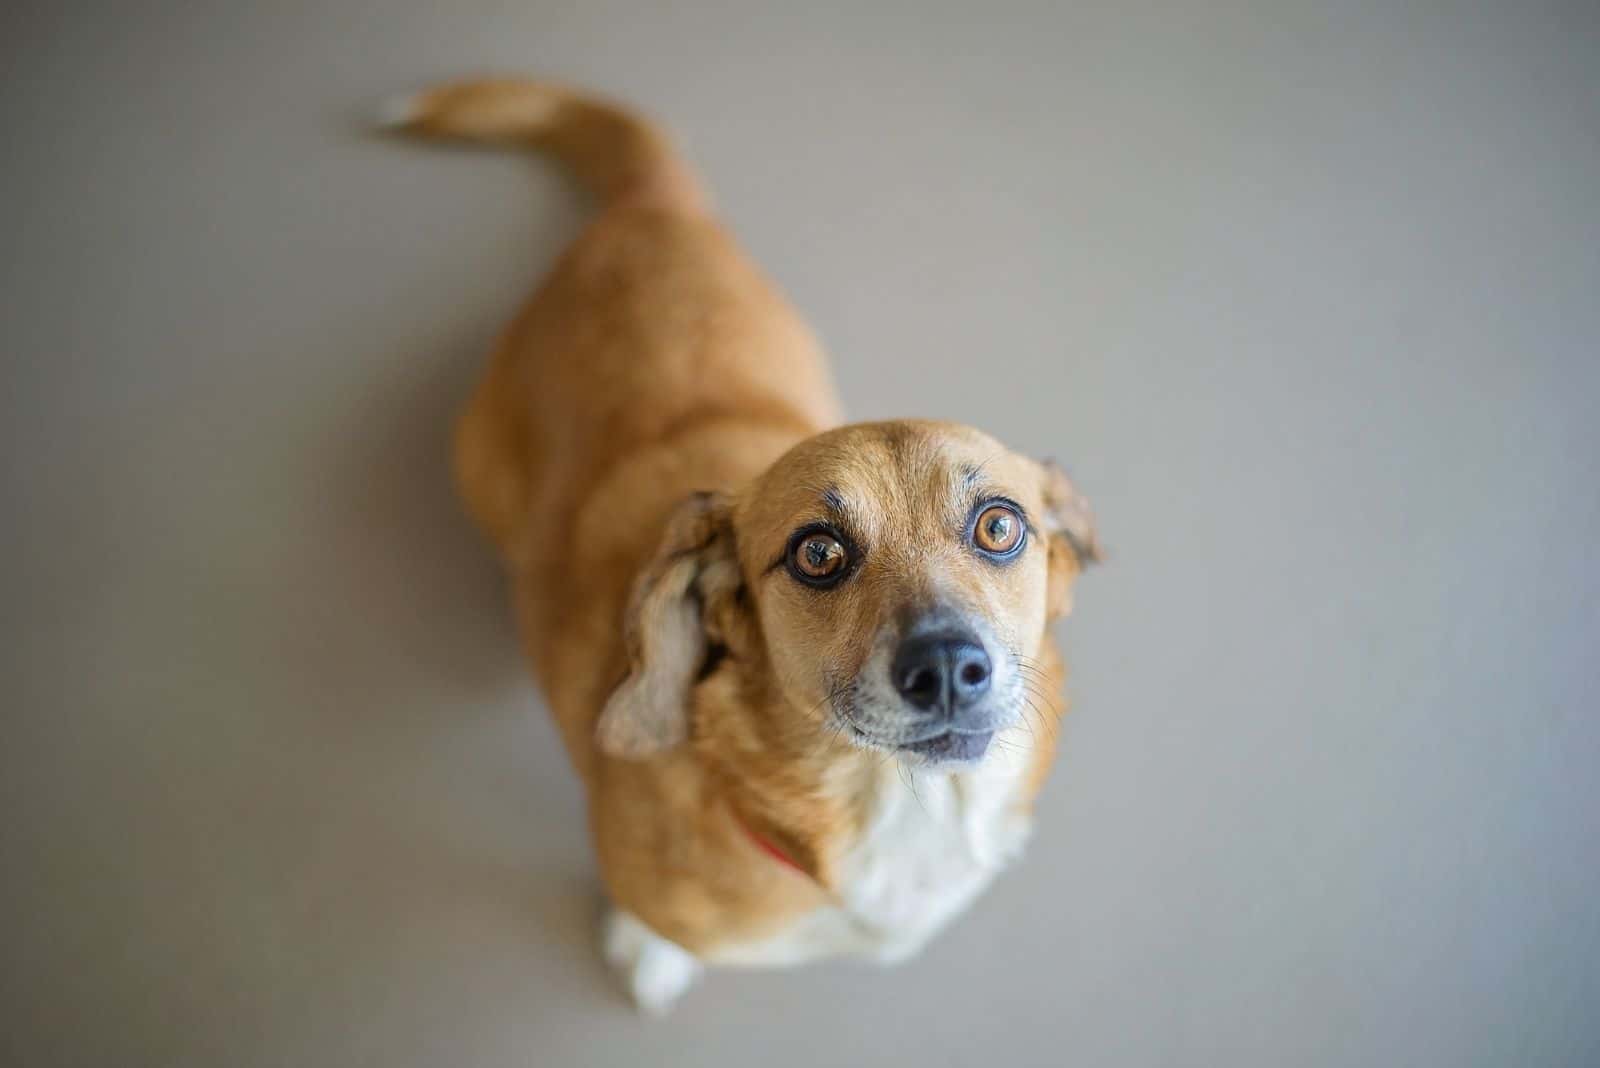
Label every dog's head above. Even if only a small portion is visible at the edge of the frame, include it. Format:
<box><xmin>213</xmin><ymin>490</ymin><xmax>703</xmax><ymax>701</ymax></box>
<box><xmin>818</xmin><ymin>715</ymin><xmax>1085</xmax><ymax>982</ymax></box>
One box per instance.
<box><xmin>597</xmin><ymin>420</ymin><xmax>1098</xmax><ymax>765</ymax></box>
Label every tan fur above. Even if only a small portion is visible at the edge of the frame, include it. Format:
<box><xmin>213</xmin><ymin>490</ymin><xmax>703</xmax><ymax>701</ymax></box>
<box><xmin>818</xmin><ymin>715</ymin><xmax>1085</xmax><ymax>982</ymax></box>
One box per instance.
<box><xmin>391</xmin><ymin>79</ymin><xmax>1095</xmax><ymax>957</ymax></box>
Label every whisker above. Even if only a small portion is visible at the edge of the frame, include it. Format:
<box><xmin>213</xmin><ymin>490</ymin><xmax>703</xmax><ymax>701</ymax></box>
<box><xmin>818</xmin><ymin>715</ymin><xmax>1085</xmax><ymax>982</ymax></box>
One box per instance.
<box><xmin>1019</xmin><ymin>675</ymin><xmax>1060</xmax><ymax>703</ymax></box>
<box><xmin>807</xmin><ymin>678</ymin><xmax>859</xmax><ymax>758</ymax></box>
<box><xmin>899</xmin><ymin>757</ymin><xmax>928</xmax><ymax>813</ymax></box>
<box><xmin>1014</xmin><ymin>708</ymin><xmax>1039</xmax><ymax>745</ymax></box>
<box><xmin>1019</xmin><ymin>696</ymin><xmax>1059</xmax><ymax>742</ymax></box>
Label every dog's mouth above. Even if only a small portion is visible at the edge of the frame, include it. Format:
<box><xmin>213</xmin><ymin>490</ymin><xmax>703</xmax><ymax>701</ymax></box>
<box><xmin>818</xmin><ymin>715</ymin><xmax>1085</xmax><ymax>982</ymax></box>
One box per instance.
<box><xmin>901</xmin><ymin>727</ymin><xmax>994</xmax><ymax>763</ymax></box>
<box><xmin>837</xmin><ymin>711</ymin><xmax>999</xmax><ymax>765</ymax></box>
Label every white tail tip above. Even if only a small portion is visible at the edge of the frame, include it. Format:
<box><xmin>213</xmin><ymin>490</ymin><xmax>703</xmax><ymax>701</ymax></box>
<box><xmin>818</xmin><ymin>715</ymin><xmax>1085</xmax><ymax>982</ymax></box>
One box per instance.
<box><xmin>374</xmin><ymin>91</ymin><xmax>423</xmax><ymax>130</ymax></box>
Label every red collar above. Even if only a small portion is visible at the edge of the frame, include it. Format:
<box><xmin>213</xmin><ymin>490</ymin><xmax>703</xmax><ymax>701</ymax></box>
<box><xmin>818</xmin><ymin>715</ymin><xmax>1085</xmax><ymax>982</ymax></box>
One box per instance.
<box><xmin>728</xmin><ymin>802</ymin><xmax>809</xmax><ymax>878</ymax></box>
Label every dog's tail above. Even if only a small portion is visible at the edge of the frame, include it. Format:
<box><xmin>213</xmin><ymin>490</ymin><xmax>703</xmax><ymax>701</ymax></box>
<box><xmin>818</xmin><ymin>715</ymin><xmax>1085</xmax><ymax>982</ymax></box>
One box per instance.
<box><xmin>379</xmin><ymin>78</ymin><xmax>705</xmax><ymax>212</ymax></box>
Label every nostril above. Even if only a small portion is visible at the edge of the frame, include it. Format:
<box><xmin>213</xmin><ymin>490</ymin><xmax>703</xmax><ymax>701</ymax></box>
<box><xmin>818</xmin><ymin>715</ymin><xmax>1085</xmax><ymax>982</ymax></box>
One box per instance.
<box><xmin>901</xmin><ymin>666</ymin><xmax>940</xmax><ymax>702</ymax></box>
<box><xmin>959</xmin><ymin>661</ymin><xmax>989</xmax><ymax>687</ymax></box>
<box><xmin>893</xmin><ymin>644</ymin><xmax>947</xmax><ymax>711</ymax></box>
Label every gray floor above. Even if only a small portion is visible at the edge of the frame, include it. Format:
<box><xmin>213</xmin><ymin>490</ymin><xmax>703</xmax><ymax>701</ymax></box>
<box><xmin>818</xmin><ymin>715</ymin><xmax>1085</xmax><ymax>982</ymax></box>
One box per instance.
<box><xmin>4</xmin><ymin>3</ymin><xmax>1598</xmax><ymax>1066</ymax></box>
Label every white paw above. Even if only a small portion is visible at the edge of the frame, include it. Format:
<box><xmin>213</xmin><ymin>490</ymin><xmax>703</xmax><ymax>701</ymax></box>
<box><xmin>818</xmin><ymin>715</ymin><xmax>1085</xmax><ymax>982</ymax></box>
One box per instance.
<box><xmin>602</xmin><ymin>909</ymin><xmax>703</xmax><ymax>1016</ymax></box>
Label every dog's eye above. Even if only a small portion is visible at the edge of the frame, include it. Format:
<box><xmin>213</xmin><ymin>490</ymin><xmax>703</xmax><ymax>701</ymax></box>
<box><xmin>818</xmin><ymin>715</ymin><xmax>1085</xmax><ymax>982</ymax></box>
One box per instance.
<box><xmin>972</xmin><ymin>504</ymin><xmax>1024</xmax><ymax>556</ymax></box>
<box><xmin>790</xmin><ymin>531</ymin><xmax>848</xmax><ymax>584</ymax></box>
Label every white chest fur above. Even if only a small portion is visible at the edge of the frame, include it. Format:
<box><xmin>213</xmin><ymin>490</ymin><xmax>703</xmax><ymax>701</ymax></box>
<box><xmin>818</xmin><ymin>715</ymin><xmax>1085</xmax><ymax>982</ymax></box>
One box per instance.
<box><xmin>708</xmin><ymin>737</ymin><xmax>1036</xmax><ymax>968</ymax></box>
<box><xmin>836</xmin><ymin>738</ymin><xmax>1035</xmax><ymax>960</ymax></box>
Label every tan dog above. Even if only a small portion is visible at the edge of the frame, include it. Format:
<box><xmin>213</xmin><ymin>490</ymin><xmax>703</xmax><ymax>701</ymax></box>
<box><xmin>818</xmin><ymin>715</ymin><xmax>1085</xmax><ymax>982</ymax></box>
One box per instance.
<box><xmin>385</xmin><ymin>78</ymin><xmax>1099</xmax><ymax>1013</ymax></box>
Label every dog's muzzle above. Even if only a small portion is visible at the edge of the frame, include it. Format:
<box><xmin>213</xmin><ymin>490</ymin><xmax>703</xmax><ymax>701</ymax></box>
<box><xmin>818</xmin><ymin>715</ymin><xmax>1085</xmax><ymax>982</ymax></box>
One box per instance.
<box><xmin>889</xmin><ymin>626</ymin><xmax>998</xmax><ymax>761</ymax></box>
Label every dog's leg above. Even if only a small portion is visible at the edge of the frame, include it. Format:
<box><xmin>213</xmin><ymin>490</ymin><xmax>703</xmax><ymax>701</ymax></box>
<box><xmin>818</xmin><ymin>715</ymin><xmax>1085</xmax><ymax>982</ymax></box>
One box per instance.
<box><xmin>601</xmin><ymin>908</ymin><xmax>703</xmax><ymax>1015</ymax></box>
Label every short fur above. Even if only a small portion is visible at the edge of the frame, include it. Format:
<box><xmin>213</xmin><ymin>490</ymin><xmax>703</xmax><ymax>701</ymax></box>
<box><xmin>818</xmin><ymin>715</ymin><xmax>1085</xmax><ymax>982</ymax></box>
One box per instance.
<box><xmin>386</xmin><ymin>78</ymin><xmax>1099</xmax><ymax>1012</ymax></box>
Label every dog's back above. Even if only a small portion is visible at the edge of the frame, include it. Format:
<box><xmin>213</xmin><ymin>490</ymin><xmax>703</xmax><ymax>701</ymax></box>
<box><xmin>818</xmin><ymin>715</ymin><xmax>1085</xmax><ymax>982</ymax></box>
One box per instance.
<box><xmin>386</xmin><ymin>80</ymin><xmax>841</xmax><ymax>772</ymax></box>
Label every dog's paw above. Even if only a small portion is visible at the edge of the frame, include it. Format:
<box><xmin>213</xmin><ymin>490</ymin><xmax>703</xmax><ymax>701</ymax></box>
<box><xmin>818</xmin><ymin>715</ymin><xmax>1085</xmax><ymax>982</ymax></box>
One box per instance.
<box><xmin>602</xmin><ymin>909</ymin><xmax>703</xmax><ymax>1016</ymax></box>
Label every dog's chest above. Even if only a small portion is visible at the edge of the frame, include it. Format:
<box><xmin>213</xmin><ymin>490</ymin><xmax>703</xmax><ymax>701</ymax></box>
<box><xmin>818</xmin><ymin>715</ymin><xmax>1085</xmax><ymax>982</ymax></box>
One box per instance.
<box><xmin>833</xmin><ymin>746</ymin><xmax>1033</xmax><ymax>957</ymax></box>
<box><xmin>705</xmin><ymin>743</ymin><xmax>1036</xmax><ymax>968</ymax></box>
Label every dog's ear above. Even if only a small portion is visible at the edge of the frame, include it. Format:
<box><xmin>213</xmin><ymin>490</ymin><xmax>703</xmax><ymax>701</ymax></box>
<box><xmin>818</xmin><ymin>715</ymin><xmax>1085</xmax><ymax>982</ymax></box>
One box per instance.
<box><xmin>597</xmin><ymin>491</ymin><xmax>738</xmax><ymax>759</ymax></box>
<box><xmin>1037</xmin><ymin>460</ymin><xmax>1101</xmax><ymax>620</ymax></box>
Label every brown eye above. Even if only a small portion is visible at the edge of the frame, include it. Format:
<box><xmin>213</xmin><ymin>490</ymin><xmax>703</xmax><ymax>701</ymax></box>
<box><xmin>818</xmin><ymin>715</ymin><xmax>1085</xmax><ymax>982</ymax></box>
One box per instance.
<box><xmin>973</xmin><ymin>504</ymin><xmax>1024</xmax><ymax>556</ymax></box>
<box><xmin>791</xmin><ymin>531</ymin><xmax>848</xmax><ymax>584</ymax></box>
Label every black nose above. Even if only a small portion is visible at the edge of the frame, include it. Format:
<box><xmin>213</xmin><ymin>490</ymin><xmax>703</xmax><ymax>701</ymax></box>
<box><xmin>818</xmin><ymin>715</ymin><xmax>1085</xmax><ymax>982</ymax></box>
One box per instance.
<box><xmin>892</xmin><ymin>632</ymin><xmax>992</xmax><ymax>713</ymax></box>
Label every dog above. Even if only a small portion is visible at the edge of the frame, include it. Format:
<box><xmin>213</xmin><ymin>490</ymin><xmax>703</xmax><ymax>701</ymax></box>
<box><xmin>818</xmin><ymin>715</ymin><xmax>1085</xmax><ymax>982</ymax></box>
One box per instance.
<box><xmin>384</xmin><ymin>78</ymin><xmax>1100</xmax><ymax>1013</ymax></box>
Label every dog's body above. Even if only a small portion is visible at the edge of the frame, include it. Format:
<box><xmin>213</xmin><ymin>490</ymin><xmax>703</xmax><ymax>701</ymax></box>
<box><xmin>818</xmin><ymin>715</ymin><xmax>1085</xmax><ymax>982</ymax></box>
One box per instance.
<box><xmin>388</xmin><ymin>79</ymin><xmax>1097</xmax><ymax>1012</ymax></box>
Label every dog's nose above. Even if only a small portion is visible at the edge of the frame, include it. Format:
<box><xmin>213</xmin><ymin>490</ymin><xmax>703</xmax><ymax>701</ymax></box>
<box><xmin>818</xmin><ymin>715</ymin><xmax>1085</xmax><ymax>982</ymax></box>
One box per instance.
<box><xmin>892</xmin><ymin>632</ymin><xmax>992</xmax><ymax>713</ymax></box>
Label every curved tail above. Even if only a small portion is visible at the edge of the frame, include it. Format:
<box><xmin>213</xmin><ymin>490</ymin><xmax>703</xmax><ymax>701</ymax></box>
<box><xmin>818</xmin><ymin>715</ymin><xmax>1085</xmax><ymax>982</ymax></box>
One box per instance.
<box><xmin>380</xmin><ymin>78</ymin><xmax>705</xmax><ymax>212</ymax></box>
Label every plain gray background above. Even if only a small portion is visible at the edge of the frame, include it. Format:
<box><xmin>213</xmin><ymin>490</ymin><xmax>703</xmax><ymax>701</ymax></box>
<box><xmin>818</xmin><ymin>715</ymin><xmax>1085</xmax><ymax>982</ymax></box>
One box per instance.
<box><xmin>4</xmin><ymin>2</ymin><xmax>1597</xmax><ymax>1065</ymax></box>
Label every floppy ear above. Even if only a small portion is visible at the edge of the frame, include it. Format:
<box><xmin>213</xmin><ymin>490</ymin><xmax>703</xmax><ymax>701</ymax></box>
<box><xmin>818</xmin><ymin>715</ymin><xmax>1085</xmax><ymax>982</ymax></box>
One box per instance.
<box><xmin>1038</xmin><ymin>461</ymin><xmax>1101</xmax><ymax>620</ymax></box>
<box><xmin>596</xmin><ymin>491</ymin><xmax>737</xmax><ymax>759</ymax></box>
